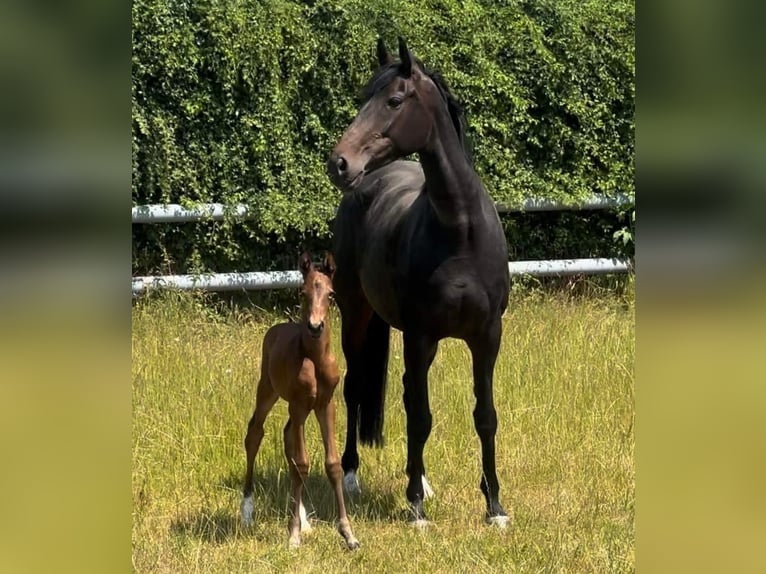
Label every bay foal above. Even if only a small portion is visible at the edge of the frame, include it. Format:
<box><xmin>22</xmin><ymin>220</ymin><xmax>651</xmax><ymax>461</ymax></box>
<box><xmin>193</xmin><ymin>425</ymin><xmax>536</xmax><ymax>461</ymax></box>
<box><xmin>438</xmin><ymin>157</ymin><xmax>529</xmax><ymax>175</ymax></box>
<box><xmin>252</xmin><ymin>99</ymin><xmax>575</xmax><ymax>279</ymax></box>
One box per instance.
<box><xmin>240</xmin><ymin>252</ymin><xmax>359</xmax><ymax>550</ymax></box>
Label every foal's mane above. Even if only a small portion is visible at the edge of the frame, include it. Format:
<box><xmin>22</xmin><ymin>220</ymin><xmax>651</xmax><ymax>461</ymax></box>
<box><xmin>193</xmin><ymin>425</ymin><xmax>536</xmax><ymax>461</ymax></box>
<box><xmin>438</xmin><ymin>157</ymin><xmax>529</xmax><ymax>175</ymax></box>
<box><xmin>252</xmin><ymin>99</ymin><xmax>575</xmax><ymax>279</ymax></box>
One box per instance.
<box><xmin>361</xmin><ymin>60</ymin><xmax>474</xmax><ymax>165</ymax></box>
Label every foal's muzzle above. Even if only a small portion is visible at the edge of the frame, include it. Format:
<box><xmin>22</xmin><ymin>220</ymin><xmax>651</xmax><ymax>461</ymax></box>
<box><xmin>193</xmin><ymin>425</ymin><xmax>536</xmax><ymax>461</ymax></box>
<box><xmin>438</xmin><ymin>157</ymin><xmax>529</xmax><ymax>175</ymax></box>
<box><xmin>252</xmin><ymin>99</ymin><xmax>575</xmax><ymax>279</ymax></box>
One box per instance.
<box><xmin>307</xmin><ymin>320</ymin><xmax>324</xmax><ymax>338</ymax></box>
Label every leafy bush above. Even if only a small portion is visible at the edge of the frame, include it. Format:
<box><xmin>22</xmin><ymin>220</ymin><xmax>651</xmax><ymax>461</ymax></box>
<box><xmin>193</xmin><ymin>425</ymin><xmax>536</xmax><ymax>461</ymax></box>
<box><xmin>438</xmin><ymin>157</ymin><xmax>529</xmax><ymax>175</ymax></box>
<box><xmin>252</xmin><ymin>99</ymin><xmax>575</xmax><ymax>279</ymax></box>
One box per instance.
<box><xmin>132</xmin><ymin>0</ymin><xmax>634</xmax><ymax>274</ymax></box>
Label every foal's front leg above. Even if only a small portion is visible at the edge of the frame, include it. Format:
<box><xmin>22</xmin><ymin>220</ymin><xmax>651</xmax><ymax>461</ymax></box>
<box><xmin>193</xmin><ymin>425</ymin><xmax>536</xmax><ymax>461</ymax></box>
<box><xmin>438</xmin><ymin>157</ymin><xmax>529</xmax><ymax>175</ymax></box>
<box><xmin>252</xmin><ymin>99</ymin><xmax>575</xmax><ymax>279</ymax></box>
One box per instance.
<box><xmin>241</xmin><ymin>376</ymin><xmax>278</xmax><ymax>526</ymax></box>
<box><xmin>316</xmin><ymin>399</ymin><xmax>360</xmax><ymax>549</ymax></box>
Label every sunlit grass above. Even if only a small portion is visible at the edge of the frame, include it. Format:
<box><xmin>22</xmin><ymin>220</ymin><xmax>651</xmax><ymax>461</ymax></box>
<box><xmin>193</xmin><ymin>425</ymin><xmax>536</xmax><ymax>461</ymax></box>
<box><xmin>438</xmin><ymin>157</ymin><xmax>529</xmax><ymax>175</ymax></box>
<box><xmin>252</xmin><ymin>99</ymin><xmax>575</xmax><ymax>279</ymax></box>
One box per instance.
<box><xmin>132</xmin><ymin>288</ymin><xmax>634</xmax><ymax>572</ymax></box>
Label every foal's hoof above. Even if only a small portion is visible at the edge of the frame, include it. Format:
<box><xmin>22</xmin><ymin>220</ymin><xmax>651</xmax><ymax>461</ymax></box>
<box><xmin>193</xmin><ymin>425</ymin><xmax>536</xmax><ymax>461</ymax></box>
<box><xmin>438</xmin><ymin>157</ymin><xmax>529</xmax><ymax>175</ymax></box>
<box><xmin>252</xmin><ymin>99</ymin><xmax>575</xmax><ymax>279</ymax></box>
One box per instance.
<box><xmin>345</xmin><ymin>538</ymin><xmax>361</xmax><ymax>551</ymax></box>
<box><xmin>485</xmin><ymin>514</ymin><xmax>510</xmax><ymax>529</ymax></box>
<box><xmin>343</xmin><ymin>471</ymin><xmax>361</xmax><ymax>496</ymax></box>
<box><xmin>288</xmin><ymin>535</ymin><xmax>301</xmax><ymax>549</ymax></box>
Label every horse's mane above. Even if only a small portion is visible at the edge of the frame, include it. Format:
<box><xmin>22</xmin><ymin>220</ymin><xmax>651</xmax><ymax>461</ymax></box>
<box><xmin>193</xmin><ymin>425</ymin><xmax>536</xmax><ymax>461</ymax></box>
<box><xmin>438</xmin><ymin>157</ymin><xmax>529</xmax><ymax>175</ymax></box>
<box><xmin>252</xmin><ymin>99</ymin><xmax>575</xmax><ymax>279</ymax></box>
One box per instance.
<box><xmin>361</xmin><ymin>60</ymin><xmax>474</xmax><ymax>165</ymax></box>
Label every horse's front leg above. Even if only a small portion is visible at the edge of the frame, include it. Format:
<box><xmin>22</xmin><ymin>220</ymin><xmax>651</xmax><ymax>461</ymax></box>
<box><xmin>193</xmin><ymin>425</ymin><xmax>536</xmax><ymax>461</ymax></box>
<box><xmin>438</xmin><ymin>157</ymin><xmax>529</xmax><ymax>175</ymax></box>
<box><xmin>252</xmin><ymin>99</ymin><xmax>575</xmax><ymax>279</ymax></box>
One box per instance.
<box><xmin>337</xmin><ymin>293</ymin><xmax>373</xmax><ymax>495</ymax></box>
<box><xmin>468</xmin><ymin>318</ymin><xmax>509</xmax><ymax>527</ymax></box>
<box><xmin>402</xmin><ymin>331</ymin><xmax>438</xmax><ymax>525</ymax></box>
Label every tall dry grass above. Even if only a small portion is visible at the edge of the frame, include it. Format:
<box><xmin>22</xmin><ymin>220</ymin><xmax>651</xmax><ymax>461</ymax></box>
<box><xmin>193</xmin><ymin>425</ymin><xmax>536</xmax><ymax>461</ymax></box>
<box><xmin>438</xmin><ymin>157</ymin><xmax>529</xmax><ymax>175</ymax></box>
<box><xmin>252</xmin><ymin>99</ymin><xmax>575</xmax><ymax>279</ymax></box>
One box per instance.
<box><xmin>133</xmin><ymin>288</ymin><xmax>634</xmax><ymax>572</ymax></box>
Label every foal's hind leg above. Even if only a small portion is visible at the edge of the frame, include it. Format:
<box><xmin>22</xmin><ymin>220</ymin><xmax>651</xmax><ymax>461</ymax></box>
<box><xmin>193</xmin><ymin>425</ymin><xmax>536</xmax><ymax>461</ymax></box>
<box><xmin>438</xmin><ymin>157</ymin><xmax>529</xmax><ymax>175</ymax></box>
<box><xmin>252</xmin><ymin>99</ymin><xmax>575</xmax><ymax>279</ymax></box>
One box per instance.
<box><xmin>316</xmin><ymin>400</ymin><xmax>360</xmax><ymax>549</ymax></box>
<box><xmin>284</xmin><ymin>405</ymin><xmax>311</xmax><ymax>548</ymax></box>
<box><xmin>468</xmin><ymin>319</ymin><xmax>509</xmax><ymax>527</ymax></box>
<box><xmin>241</xmin><ymin>376</ymin><xmax>278</xmax><ymax>526</ymax></box>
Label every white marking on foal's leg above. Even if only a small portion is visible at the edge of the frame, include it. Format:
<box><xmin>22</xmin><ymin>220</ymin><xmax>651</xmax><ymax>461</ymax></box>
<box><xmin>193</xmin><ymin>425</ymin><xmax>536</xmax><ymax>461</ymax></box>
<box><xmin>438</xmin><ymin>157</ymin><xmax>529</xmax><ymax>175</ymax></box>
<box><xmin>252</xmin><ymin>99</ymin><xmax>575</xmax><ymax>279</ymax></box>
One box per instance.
<box><xmin>240</xmin><ymin>494</ymin><xmax>254</xmax><ymax>526</ymax></box>
<box><xmin>485</xmin><ymin>514</ymin><xmax>510</xmax><ymax>529</ymax></box>
<box><xmin>421</xmin><ymin>475</ymin><xmax>434</xmax><ymax>499</ymax></box>
<box><xmin>343</xmin><ymin>470</ymin><xmax>361</xmax><ymax>496</ymax></box>
<box><xmin>299</xmin><ymin>500</ymin><xmax>312</xmax><ymax>532</ymax></box>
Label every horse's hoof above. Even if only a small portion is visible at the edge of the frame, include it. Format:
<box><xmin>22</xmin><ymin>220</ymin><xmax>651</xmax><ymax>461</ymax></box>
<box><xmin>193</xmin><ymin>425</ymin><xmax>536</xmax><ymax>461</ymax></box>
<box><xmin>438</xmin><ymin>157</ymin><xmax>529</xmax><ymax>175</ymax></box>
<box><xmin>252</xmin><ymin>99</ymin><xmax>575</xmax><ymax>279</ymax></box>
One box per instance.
<box><xmin>288</xmin><ymin>536</ymin><xmax>301</xmax><ymax>549</ymax></box>
<box><xmin>485</xmin><ymin>514</ymin><xmax>510</xmax><ymax>529</ymax></box>
<box><xmin>346</xmin><ymin>538</ymin><xmax>361</xmax><ymax>550</ymax></box>
<box><xmin>343</xmin><ymin>471</ymin><xmax>361</xmax><ymax>496</ymax></box>
<box><xmin>240</xmin><ymin>495</ymin><xmax>254</xmax><ymax>526</ymax></box>
<box><xmin>410</xmin><ymin>519</ymin><xmax>430</xmax><ymax>529</ymax></box>
<box><xmin>421</xmin><ymin>475</ymin><xmax>435</xmax><ymax>499</ymax></box>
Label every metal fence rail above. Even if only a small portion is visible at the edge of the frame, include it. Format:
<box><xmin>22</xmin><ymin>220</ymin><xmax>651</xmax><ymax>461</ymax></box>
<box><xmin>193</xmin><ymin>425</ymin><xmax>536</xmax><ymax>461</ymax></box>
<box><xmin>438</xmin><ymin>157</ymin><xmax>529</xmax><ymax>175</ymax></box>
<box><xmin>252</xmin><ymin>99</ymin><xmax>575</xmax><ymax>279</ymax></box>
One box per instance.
<box><xmin>132</xmin><ymin>258</ymin><xmax>631</xmax><ymax>296</ymax></box>
<box><xmin>132</xmin><ymin>194</ymin><xmax>633</xmax><ymax>224</ymax></box>
<box><xmin>131</xmin><ymin>194</ymin><xmax>633</xmax><ymax>295</ymax></box>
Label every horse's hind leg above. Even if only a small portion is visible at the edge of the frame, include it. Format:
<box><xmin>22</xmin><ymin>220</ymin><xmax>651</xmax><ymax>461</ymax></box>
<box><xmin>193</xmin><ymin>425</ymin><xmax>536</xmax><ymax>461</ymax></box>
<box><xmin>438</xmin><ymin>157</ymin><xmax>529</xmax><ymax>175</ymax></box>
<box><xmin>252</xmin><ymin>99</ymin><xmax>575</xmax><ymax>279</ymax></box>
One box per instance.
<box><xmin>284</xmin><ymin>405</ymin><xmax>310</xmax><ymax>548</ymax></box>
<box><xmin>241</xmin><ymin>375</ymin><xmax>278</xmax><ymax>526</ymax></box>
<box><xmin>468</xmin><ymin>318</ymin><xmax>509</xmax><ymax>527</ymax></box>
<box><xmin>316</xmin><ymin>400</ymin><xmax>360</xmax><ymax>549</ymax></box>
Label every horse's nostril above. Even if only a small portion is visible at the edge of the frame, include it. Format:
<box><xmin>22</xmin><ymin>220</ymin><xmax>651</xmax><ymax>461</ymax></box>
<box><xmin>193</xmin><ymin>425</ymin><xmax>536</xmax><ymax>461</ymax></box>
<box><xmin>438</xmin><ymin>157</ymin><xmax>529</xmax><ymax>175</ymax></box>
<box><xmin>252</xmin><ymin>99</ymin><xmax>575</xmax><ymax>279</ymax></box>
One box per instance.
<box><xmin>336</xmin><ymin>156</ymin><xmax>348</xmax><ymax>174</ymax></box>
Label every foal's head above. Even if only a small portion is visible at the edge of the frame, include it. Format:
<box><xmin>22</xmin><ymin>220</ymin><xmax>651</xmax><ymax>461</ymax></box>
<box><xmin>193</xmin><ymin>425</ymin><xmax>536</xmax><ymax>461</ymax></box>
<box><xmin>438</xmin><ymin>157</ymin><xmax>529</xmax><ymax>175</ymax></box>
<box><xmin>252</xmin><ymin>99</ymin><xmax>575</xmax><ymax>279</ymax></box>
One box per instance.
<box><xmin>298</xmin><ymin>251</ymin><xmax>336</xmax><ymax>339</ymax></box>
<box><xmin>328</xmin><ymin>37</ymin><xmax>468</xmax><ymax>191</ymax></box>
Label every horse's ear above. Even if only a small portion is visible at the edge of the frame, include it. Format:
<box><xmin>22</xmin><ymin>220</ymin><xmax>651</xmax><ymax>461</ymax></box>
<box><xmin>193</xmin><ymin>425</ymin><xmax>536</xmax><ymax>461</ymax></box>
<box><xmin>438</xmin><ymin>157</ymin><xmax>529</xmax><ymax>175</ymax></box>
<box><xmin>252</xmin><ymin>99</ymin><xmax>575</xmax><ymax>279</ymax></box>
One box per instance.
<box><xmin>397</xmin><ymin>36</ymin><xmax>412</xmax><ymax>78</ymax></box>
<box><xmin>376</xmin><ymin>37</ymin><xmax>393</xmax><ymax>67</ymax></box>
<box><xmin>322</xmin><ymin>251</ymin><xmax>336</xmax><ymax>279</ymax></box>
<box><xmin>299</xmin><ymin>251</ymin><xmax>313</xmax><ymax>277</ymax></box>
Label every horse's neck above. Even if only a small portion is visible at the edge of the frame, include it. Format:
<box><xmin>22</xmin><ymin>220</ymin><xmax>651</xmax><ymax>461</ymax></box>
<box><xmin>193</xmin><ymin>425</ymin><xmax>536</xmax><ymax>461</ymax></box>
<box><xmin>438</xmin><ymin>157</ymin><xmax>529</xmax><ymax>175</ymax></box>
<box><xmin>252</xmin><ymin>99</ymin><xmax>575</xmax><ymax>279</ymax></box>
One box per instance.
<box><xmin>418</xmin><ymin>111</ymin><xmax>479</xmax><ymax>228</ymax></box>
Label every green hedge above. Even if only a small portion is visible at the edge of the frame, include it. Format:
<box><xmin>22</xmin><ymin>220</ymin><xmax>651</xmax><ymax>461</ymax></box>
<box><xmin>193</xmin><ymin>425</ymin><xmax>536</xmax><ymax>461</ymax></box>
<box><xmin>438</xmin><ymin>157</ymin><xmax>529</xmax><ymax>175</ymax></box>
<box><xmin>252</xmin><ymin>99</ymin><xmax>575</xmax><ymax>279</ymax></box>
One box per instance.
<box><xmin>132</xmin><ymin>0</ymin><xmax>634</xmax><ymax>274</ymax></box>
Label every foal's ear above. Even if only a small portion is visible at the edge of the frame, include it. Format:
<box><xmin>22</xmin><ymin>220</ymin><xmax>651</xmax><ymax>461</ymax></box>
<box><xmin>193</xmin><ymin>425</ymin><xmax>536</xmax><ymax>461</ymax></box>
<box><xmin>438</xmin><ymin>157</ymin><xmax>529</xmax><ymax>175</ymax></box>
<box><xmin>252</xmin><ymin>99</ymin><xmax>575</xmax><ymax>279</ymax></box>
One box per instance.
<box><xmin>299</xmin><ymin>251</ymin><xmax>313</xmax><ymax>277</ymax></box>
<box><xmin>376</xmin><ymin>37</ymin><xmax>393</xmax><ymax>67</ymax></box>
<box><xmin>397</xmin><ymin>36</ymin><xmax>412</xmax><ymax>78</ymax></box>
<box><xmin>322</xmin><ymin>251</ymin><xmax>336</xmax><ymax>279</ymax></box>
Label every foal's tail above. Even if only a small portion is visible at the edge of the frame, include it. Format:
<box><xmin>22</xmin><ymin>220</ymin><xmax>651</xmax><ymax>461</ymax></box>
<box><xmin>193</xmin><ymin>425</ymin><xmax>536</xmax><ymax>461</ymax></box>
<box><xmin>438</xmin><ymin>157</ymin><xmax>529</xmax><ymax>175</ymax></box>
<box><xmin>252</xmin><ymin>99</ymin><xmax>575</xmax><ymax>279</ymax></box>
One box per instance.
<box><xmin>356</xmin><ymin>312</ymin><xmax>390</xmax><ymax>447</ymax></box>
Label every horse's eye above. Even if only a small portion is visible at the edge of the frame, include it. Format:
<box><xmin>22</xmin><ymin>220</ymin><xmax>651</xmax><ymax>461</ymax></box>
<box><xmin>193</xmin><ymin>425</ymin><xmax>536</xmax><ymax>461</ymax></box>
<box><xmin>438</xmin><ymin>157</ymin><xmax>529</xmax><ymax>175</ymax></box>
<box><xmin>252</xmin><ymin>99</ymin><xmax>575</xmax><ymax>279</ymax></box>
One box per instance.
<box><xmin>388</xmin><ymin>96</ymin><xmax>402</xmax><ymax>109</ymax></box>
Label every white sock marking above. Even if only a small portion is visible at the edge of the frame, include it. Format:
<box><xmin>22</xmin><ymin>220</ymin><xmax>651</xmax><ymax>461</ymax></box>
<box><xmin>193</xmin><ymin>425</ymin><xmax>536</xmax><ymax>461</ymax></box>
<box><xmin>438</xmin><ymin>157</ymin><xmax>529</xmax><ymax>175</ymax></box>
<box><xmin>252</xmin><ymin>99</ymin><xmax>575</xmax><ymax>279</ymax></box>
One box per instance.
<box><xmin>240</xmin><ymin>494</ymin><xmax>254</xmax><ymax>526</ymax></box>
<box><xmin>421</xmin><ymin>475</ymin><xmax>434</xmax><ymax>499</ymax></box>
<box><xmin>299</xmin><ymin>501</ymin><xmax>311</xmax><ymax>531</ymax></box>
<box><xmin>486</xmin><ymin>514</ymin><xmax>510</xmax><ymax>529</ymax></box>
<box><xmin>343</xmin><ymin>470</ymin><xmax>361</xmax><ymax>496</ymax></box>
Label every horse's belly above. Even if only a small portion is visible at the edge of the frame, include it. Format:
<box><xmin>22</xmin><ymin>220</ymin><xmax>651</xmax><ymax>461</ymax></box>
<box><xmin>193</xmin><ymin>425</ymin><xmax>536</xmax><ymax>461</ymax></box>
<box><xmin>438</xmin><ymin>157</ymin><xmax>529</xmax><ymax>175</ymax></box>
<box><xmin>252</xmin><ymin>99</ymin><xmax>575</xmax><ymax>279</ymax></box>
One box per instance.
<box><xmin>359</xmin><ymin>270</ymin><xmax>403</xmax><ymax>329</ymax></box>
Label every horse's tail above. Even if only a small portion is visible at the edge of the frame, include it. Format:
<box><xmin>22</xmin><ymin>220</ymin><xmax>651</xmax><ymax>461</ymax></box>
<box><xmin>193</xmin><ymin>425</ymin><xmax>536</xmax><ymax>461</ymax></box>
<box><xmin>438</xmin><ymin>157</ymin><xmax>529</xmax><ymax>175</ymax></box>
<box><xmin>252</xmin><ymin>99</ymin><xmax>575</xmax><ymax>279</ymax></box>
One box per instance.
<box><xmin>357</xmin><ymin>312</ymin><xmax>390</xmax><ymax>447</ymax></box>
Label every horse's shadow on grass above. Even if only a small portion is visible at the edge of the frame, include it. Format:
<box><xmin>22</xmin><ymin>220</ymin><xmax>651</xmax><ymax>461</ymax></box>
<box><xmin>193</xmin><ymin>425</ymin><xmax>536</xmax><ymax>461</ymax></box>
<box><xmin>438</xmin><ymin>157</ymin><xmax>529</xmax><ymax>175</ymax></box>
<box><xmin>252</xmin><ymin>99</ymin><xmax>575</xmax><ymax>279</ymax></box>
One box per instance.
<box><xmin>170</xmin><ymin>467</ymin><xmax>402</xmax><ymax>544</ymax></box>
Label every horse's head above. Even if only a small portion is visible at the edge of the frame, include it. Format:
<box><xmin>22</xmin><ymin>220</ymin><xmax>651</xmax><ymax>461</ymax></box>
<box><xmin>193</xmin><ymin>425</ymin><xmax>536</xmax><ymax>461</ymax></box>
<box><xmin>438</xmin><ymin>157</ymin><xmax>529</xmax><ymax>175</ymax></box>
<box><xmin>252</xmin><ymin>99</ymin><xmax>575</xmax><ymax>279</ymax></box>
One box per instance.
<box><xmin>328</xmin><ymin>37</ymin><xmax>450</xmax><ymax>191</ymax></box>
<box><xmin>298</xmin><ymin>251</ymin><xmax>336</xmax><ymax>339</ymax></box>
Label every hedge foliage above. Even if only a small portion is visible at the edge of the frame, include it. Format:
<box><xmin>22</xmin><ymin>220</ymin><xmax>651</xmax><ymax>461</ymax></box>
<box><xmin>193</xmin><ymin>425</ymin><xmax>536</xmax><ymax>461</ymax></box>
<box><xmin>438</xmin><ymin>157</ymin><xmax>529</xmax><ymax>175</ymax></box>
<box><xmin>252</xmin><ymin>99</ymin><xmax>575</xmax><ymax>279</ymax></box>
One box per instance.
<box><xmin>132</xmin><ymin>0</ymin><xmax>634</xmax><ymax>274</ymax></box>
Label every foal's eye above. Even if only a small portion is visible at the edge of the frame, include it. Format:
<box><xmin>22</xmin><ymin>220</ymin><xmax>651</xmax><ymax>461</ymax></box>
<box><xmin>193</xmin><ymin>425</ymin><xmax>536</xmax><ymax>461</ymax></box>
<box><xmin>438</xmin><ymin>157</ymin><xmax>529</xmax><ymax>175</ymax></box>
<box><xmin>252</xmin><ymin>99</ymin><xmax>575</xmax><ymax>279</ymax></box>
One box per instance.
<box><xmin>387</xmin><ymin>96</ymin><xmax>402</xmax><ymax>109</ymax></box>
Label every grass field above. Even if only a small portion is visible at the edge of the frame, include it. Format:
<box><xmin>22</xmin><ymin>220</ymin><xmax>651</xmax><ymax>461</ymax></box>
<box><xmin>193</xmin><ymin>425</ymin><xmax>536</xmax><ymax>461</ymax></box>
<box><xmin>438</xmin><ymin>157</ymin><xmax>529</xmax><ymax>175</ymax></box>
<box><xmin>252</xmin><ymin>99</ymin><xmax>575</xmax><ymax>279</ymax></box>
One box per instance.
<box><xmin>132</xmin><ymin>287</ymin><xmax>634</xmax><ymax>573</ymax></box>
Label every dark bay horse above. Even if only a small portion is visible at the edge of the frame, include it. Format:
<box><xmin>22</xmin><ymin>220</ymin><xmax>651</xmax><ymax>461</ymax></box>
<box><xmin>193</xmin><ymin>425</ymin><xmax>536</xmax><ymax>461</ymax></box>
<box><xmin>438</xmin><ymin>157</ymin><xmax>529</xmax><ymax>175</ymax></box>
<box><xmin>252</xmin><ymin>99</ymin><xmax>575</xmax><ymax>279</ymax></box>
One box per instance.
<box><xmin>327</xmin><ymin>38</ymin><xmax>510</xmax><ymax>526</ymax></box>
<box><xmin>240</xmin><ymin>252</ymin><xmax>360</xmax><ymax>550</ymax></box>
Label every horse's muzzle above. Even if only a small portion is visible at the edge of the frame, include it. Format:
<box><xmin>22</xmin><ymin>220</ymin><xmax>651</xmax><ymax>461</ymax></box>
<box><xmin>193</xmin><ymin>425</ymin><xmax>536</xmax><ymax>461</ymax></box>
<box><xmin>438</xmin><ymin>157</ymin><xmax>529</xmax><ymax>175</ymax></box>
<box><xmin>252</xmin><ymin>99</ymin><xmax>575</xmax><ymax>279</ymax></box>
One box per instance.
<box><xmin>327</xmin><ymin>151</ymin><xmax>364</xmax><ymax>191</ymax></box>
